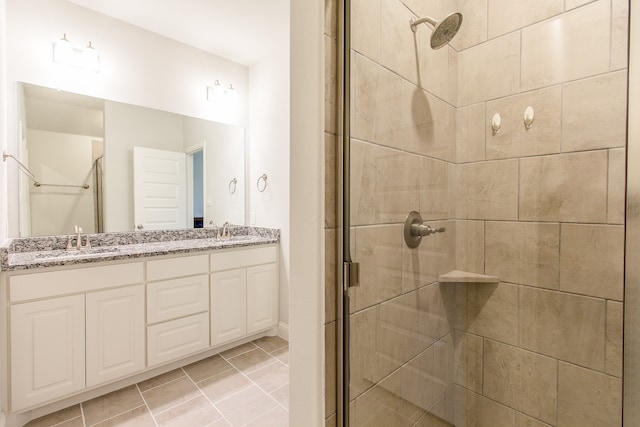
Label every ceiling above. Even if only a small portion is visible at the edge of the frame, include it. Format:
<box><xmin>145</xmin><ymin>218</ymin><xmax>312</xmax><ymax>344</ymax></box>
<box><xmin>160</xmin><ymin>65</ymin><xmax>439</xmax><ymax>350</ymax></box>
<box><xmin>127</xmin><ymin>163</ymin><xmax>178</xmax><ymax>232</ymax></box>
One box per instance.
<box><xmin>67</xmin><ymin>0</ymin><xmax>289</xmax><ymax>66</ymax></box>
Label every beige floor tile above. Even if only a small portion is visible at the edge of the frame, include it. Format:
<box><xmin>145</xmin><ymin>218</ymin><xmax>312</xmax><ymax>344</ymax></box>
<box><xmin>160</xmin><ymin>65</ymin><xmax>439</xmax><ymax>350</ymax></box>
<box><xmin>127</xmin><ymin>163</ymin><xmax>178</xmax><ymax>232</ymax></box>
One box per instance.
<box><xmin>54</xmin><ymin>418</ymin><xmax>85</xmax><ymax>427</ymax></box>
<box><xmin>244</xmin><ymin>406</ymin><xmax>289</xmax><ymax>426</ymax></box>
<box><xmin>154</xmin><ymin>395</ymin><xmax>221</xmax><ymax>427</ymax></box>
<box><xmin>82</xmin><ymin>385</ymin><xmax>144</xmax><ymax>426</ymax></box>
<box><xmin>271</xmin><ymin>346</ymin><xmax>289</xmax><ymax>365</ymax></box>
<box><xmin>227</xmin><ymin>348</ymin><xmax>277</xmax><ymax>374</ymax></box>
<box><xmin>142</xmin><ymin>377</ymin><xmax>201</xmax><ymax>415</ymax></box>
<box><xmin>215</xmin><ymin>385</ymin><xmax>278</xmax><ymax>426</ymax></box>
<box><xmin>253</xmin><ymin>336</ymin><xmax>288</xmax><ymax>353</ymax></box>
<box><xmin>91</xmin><ymin>405</ymin><xmax>154</xmax><ymax>427</ymax></box>
<box><xmin>25</xmin><ymin>405</ymin><xmax>81</xmax><ymax>427</ymax></box>
<box><xmin>207</xmin><ymin>419</ymin><xmax>231</xmax><ymax>426</ymax></box>
<box><xmin>220</xmin><ymin>342</ymin><xmax>257</xmax><ymax>359</ymax></box>
<box><xmin>198</xmin><ymin>368</ymin><xmax>253</xmax><ymax>403</ymax></box>
<box><xmin>247</xmin><ymin>361</ymin><xmax>289</xmax><ymax>393</ymax></box>
<box><xmin>270</xmin><ymin>384</ymin><xmax>289</xmax><ymax>410</ymax></box>
<box><xmin>138</xmin><ymin>369</ymin><xmax>185</xmax><ymax>392</ymax></box>
<box><xmin>183</xmin><ymin>355</ymin><xmax>233</xmax><ymax>382</ymax></box>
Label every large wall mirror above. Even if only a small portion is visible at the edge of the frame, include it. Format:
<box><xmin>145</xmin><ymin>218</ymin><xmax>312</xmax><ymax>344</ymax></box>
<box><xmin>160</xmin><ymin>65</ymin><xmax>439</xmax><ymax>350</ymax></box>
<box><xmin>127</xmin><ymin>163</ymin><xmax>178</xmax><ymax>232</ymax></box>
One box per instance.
<box><xmin>16</xmin><ymin>82</ymin><xmax>245</xmax><ymax>237</ymax></box>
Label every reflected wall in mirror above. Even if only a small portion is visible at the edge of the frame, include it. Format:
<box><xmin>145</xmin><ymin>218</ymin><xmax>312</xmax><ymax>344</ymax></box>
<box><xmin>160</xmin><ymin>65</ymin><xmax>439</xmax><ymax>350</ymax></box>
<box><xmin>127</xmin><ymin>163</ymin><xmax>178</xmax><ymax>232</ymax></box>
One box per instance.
<box><xmin>17</xmin><ymin>82</ymin><xmax>245</xmax><ymax>237</ymax></box>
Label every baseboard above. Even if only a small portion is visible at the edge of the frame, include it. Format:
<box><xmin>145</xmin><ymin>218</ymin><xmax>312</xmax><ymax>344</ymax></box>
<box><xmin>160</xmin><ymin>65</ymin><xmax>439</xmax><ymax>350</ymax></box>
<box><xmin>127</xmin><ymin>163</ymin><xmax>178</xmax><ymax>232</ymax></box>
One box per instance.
<box><xmin>278</xmin><ymin>321</ymin><xmax>289</xmax><ymax>341</ymax></box>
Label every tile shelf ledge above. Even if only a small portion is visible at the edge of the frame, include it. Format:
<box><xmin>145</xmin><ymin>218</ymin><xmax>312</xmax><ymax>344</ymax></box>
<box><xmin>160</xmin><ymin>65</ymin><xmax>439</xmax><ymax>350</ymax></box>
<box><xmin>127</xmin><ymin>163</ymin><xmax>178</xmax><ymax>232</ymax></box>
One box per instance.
<box><xmin>438</xmin><ymin>270</ymin><xmax>500</xmax><ymax>284</ymax></box>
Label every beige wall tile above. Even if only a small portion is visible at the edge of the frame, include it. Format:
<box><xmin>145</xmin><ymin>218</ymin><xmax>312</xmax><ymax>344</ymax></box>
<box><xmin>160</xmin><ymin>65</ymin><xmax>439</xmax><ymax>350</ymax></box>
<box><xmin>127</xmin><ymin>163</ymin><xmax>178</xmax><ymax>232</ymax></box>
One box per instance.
<box><xmin>429</xmin><ymin>385</ymin><xmax>457</xmax><ymax>426</ymax></box>
<box><xmin>325</xmin><ymin>322</ymin><xmax>337</xmax><ymax>418</ymax></box>
<box><xmin>379</xmin><ymin>291</ymin><xmax>423</xmax><ymax>375</ymax></box>
<box><xmin>606</xmin><ymin>301</ymin><xmax>623</xmax><ymax>377</ymax></box>
<box><xmin>450</xmin><ymin>0</ymin><xmax>489</xmax><ymax>51</ymax></box>
<box><xmin>519</xmin><ymin>151</ymin><xmax>608</xmax><ymax>223</ymax></box>
<box><xmin>456</xmin><ymin>160</ymin><xmax>519</xmax><ymax>220</ymax></box>
<box><xmin>485</xmin><ymin>222</ymin><xmax>560</xmax><ymax>289</ymax></box>
<box><xmin>488</xmin><ymin>0</ymin><xmax>563</xmax><ymax>38</ymax></box>
<box><xmin>350</xmin><ymin>140</ymin><xmax>420</xmax><ymax>226</ymax></box>
<box><xmin>325</xmin><ymin>414</ymin><xmax>336</xmax><ymax>427</ymax></box>
<box><xmin>609</xmin><ymin>148</ymin><xmax>626</xmax><ymax>224</ymax></box>
<box><xmin>418</xmin><ymin>282</ymin><xmax>457</xmax><ymax>346</ymax></box>
<box><xmin>456</xmin><ymin>103</ymin><xmax>486</xmax><ymax>164</ymax></box>
<box><xmin>486</xmin><ymin>86</ymin><xmax>562</xmax><ymax>159</ymax></box>
<box><xmin>453</xmin><ymin>386</ymin><xmax>517</xmax><ymax>427</ymax></box>
<box><xmin>483</xmin><ymin>340</ymin><xmax>557</xmax><ymax>425</ymax></box>
<box><xmin>521</xmin><ymin>0</ymin><xmax>611</xmax><ymax>90</ymax></box>
<box><xmin>565</xmin><ymin>0</ymin><xmax>594</xmax><ymax>9</ymax></box>
<box><xmin>380</xmin><ymin>0</ymin><xmax>419</xmax><ymax>84</ymax></box>
<box><xmin>517</xmin><ymin>413</ymin><xmax>553</xmax><ymax>427</ymax></box>
<box><xmin>557</xmin><ymin>362</ymin><xmax>622</xmax><ymax>427</ymax></box>
<box><xmin>455</xmin><ymin>220</ymin><xmax>485</xmax><ymax>274</ymax></box>
<box><xmin>352</xmin><ymin>0</ymin><xmax>380</xmax><ymax>61</ymax></box>
<box><xmin>454</xmin><ymin>331</ymin><xmax>483</xmax><ymax>393</ymax></box>
<box><xmin>418</xmin><ymin>33</ymin><xmax>457</xmax><ymax>104</ymax></box>
<box><xmin>611</xmin><ymin>0</ymin><xmax>629</xmax><ymax>70</ymax></box>
<box><xmin>402</xmin><ymin>220</ymin><xmax>455</xmax><ymax>293</ymax></box>
<box><xmin>401</xmin><ymin>346</ymin><xmax>447</xmax><ymax>412</ymax></box>
<box><xmin>433</xmin><ymin>333</ymin><xmax>455</xmax><ymax>389</ymax></box>
<box><xmin>433</xmin><ymin>99</ymin><xmax>457</xmax><ymax>162</ymax></box>
<box><xmin>459</xmin><ymin>283</ymin><xmax>518</xmax><ymax>345</ymax></box>
<box><xmin>325</xmin><ymin>133</ymin><xmax>336</xmax><ymax>229</ymax></box>
<box><xmin>325</xmin><ymin>35</ymin><xmax>337</xmax><ymax>135</ymax></box>
<box><xmin>352</xmin><ymin>224</ymin><xmax>403</xmax><ymax>311</ymax></box>
<box><xmin>398</xmin><ymin>83</ymin><xmax>439</xmax><ymax>157</ymax></box>
<box><xmin>562</xmin><ymin>71</ymin><xmax>627</xmax><ymax>152</ymax></box>
<box><xmin>458</xmin><ymin>32</ymin><xmax>520</xmax><ymax>106</ymax></box>
<box><xmin>350</xmin><ymin>305</ymin><xmax>381</xmax><ymax>400</ymax></box>
<box><xmin>420</xmin><ymin>158</ymin><xmax>451</xmax><ymax>221</ymax></box>
<box><xmin>325</xmin><ymin>229</ymin><xmax>336</xmax><ymax>324</ymax></box>
<box><xmin>353</xmin><ymin>54</ymin><xmax>404</xmax><ymax>146</ymax></box>
<box><xmin>519</xmin><ymin>287</ymin><xmax>605</xmax><ymax>370</ymax></box>
<box><xmin>560</xmin><ymin>224</ymin><xmax>624</xmax><ymax>301</ymax></box>
<box><xmin>414</xmin><ymin>411</ymin><xmax>454</xmax><ymax>427</ymax></box>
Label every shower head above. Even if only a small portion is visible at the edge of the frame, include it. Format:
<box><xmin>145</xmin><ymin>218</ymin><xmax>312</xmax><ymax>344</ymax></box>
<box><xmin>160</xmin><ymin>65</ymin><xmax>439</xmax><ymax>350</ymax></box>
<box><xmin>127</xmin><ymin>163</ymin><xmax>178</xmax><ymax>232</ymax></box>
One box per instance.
<box><xmin>410</xmin><ymin>12</ymin><xmax>463</xmax><ymax>49</ymax></box>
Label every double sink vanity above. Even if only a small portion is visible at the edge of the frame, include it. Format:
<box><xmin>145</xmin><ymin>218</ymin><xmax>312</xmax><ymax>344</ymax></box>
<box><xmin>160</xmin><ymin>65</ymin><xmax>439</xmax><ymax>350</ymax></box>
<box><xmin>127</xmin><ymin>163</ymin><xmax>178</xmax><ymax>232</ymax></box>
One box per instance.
<box><xmin>0</xmin><ymin>226</ymin><xmax>280</xmax><ymax>425</ymax></box>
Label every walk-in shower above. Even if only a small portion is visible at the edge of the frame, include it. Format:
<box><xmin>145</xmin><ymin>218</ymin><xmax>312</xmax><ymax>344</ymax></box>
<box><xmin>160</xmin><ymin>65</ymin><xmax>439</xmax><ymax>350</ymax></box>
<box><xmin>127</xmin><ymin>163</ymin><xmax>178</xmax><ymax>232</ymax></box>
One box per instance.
<box><xmin>410</xmin><ymin>12</ymin><xmax>463</xmax><ymax>49</ymax></box>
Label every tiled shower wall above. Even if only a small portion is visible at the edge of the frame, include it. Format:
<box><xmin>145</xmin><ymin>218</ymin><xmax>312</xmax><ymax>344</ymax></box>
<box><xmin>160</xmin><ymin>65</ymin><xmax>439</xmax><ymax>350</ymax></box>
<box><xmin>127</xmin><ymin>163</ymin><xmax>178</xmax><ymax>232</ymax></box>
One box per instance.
<box><xmin>325</xmin><ymin>0</ymin><xmax>628</xmax><ymax>426</ymax></box>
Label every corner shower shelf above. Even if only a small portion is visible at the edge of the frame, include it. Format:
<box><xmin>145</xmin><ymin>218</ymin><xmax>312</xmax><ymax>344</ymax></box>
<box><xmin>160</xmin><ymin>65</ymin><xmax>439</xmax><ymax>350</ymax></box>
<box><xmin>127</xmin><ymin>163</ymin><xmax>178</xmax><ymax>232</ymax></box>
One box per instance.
<box><xmin>438</xmin><ymin>270</ymin><xmax>499</xmax><ymax>284</ymax></box>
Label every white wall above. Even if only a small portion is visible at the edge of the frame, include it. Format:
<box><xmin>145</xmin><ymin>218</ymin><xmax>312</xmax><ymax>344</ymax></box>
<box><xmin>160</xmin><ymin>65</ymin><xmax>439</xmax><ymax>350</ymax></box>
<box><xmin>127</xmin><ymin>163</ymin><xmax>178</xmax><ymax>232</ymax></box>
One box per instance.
<box><xmin>0</xmin><ymin>0</ymin><xmax>7</xmax><ymax>243</ymax></box>
<box><xmin>27</xmin><ymin>129</ymin><xmax>95</xmax><ymax>236</ymax></box>
<box><xmin>249</xmin><ymin>30</ymin><xmax>290</xmax><ymax>324</ymax></box>
<box><xmin>103</xmin><ymin>101</ymin><xmax>184</xmax><ymax>232</ymax></box>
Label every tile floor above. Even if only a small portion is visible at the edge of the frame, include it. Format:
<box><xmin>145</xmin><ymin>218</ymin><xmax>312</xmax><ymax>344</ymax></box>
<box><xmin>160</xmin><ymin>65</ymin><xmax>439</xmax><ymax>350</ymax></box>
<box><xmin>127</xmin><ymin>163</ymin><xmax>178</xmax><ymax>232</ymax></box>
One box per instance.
<box><xmin>26</xmin><ymin>336</ymin><xmax>289</xmax><ymax>427</ymax></box>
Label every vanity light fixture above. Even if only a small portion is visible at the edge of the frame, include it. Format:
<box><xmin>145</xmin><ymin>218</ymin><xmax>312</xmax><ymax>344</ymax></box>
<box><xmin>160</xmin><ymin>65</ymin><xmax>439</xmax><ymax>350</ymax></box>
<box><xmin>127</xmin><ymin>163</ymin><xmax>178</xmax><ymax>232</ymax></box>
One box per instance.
<box><xmin>52</xmin><ymin>34</ymin><xmax>100</xmax><ymax>72</ymax></box>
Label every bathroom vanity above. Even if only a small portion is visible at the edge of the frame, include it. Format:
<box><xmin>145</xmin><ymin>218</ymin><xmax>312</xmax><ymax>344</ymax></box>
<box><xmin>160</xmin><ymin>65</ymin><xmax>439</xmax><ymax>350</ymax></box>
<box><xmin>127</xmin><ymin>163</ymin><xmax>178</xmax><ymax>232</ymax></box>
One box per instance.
<box><xmin>0</xmin><ymin>227</ymin><xmax>280</xmax><ymax>425</ymax></box>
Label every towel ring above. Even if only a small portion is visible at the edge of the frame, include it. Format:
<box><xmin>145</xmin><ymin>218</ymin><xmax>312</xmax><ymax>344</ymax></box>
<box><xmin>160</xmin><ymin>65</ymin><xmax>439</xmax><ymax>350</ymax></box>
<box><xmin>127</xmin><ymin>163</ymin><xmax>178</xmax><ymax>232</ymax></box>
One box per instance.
<box><xmin>228</xmin><ymin>177</ymin><xmax>237</xmax><ymax>194</ymax></box>
<box><xmin>257</xmin><ymin>173</ymin><xmax>268</xmax><ymax>192</ymax></box>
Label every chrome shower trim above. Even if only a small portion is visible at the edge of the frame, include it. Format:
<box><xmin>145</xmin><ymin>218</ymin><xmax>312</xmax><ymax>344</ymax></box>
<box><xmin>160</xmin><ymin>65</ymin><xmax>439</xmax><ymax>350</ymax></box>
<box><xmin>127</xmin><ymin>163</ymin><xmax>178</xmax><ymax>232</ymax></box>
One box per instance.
<box><xmin>409</xmin><ymin>16</ymin><xmax>437</xmax><ymax>33</ymax></box>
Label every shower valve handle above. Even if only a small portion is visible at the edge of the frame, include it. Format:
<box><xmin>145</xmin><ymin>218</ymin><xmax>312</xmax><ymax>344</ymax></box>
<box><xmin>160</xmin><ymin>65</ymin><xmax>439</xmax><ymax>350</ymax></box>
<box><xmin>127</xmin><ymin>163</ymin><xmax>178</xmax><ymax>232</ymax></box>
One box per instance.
<box><xmin>404</xmin><ymin>211</ymin><xmax>446</xmax><ymax>248</ymax></box>
<box><xmin>411</xmin><ymin>223</ymin><xmax>445</xmax><ymax>237</ymax></box>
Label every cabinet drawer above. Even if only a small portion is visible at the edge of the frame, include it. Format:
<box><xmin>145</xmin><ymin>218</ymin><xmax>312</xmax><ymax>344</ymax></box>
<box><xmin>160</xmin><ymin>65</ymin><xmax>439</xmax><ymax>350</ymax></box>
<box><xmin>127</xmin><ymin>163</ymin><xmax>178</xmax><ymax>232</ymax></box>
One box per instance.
<box><xmin>147</xmin><ymin>254</ymin><xmax>208</xmax><ymax>282</ymax></box>
<box><xmin>210</xmin><ymin>246</ymin><xmax>277</xmax><ymax>272</ymax></box>
<box><xmin>10</xmin><ymin>263</ymin><xmax>144</xmax><ymax>302</ymax></box>
<box><xmin>147</xmin><ymin>275</ymin><xmax>209</xmax><ymax>324</ymax></box>
<box><xmin>147</xmin><ymin>313</ymin><xmax>209</xmax><ymax>367</ymax></box>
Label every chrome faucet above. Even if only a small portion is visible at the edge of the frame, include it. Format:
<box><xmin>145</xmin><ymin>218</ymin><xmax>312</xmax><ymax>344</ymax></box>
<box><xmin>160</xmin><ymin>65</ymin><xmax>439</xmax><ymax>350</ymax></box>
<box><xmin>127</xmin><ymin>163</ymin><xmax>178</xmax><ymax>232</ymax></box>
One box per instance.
<box><xmin>67</xmin><ymin>225</ymin><xmax>91</xmax><ymax>251</ymax></box>
<box><xmin>217</xmin><ymin>222</ymin><xmax>231</xmax><ymax>239</ymax></box>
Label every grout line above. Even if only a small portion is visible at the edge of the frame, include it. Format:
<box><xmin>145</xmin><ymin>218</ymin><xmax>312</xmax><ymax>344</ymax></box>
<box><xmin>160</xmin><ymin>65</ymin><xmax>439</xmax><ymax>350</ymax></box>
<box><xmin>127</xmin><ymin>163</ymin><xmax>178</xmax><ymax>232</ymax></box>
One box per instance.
<box><xmin>134</xmin><ymin>384</ymin><xmax>159</xmax><ymax>427</ymax></box>
<box><xmin>50</xmin><ymin>416</ymin><xmax>84</xmax><ymax>427</ymax></box>
<box><xmin>138</xmin><ymin>372</ymin><xmax>187</xmax><ymax>393</ymax></box>
<box><xmin>241</xmin><ymin>405</ymin><xmax>284</xmax><ymax>426</ymax></box>
<box><xmin>80</xmin><ymin>402</ymin><xmax>87</xmax><ymax>427</ymax></box>
<box><xmin>84</xmin><ymin>404</ymin><xmax>149</xmax><ymax>427</ymax></box>
<box><xmin>183</xmin><ymin>366</ymin><xmax>236</xmax><ymax>426</ymax></box>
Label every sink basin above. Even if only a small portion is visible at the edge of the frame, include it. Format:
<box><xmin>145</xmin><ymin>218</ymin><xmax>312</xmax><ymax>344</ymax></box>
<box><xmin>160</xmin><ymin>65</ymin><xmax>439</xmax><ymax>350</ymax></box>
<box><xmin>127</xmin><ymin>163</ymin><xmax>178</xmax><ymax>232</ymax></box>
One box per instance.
<box><xmin>34</xmin><ymin>247</ymin><xmax>121</xmax><ymax>261</ymax></box>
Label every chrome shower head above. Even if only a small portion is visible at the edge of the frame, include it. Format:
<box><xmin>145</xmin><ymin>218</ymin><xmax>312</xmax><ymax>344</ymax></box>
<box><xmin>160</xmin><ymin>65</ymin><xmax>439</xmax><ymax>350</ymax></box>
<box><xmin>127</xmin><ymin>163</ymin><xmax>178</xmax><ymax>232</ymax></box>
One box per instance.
<box><xmin>410</xmin><ymin>12</ymin><xmax>463</xmax><ymax>50</ymax></box>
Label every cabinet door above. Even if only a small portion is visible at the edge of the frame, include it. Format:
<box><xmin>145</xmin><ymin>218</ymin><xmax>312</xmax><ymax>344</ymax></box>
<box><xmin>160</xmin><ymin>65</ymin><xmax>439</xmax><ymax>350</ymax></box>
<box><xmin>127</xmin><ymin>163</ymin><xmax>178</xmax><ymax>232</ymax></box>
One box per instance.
<box><xmin>211</xmin><ymin>268</ymin><xmax>246</xmax><ymax>345</ymax></box>
<box><xmin>11</xmin><ymin>295</ymin><xmax>85</xmax><ymax>411</ymax></box>
<box><xmin>86</xmin><ymin>285</ymin><xmax>145</xmax><ymax>387</ymax></box>
<box><xmin>246</xmin><ymin>263</ymin><xmax>279</xmax><ymax>334</ymax></box>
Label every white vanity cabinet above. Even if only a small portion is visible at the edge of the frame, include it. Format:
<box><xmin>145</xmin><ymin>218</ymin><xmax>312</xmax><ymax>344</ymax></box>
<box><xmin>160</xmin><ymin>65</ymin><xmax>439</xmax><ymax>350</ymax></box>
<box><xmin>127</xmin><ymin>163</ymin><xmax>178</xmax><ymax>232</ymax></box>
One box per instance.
<box><xmin>210</xmin><ymin>245</ymin><xmax>278</xmax><ymax>346</ymax></box>
<box><xmin>8</xmin><ymin>263</ymin><xmax>144</xmax><ymax>411</ymax></box>
<box><xmin>146</xmin><ymin>255</ymin><xmax>210</xmax><ymax>366</ymax></box>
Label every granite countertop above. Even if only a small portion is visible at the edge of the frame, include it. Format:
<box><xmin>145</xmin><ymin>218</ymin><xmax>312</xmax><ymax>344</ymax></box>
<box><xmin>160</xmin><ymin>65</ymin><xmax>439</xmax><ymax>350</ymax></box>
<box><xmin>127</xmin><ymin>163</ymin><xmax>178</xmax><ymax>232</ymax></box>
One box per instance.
<box><xmin>1</xmin><ymin>226</ymin><xmax>280</xmax><ymax>271</ymax></box>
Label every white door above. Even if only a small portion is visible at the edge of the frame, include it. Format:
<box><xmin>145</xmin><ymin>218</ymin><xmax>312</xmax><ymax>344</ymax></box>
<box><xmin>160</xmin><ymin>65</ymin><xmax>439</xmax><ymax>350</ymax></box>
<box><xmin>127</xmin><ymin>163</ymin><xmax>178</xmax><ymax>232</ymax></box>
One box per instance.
<box><xmin>246</xmin><ymin>263</ymin><xmax>279</xmax><ymax>333</ymax></box>
<box><xmin>10</xmin><ymin>295</ymin><xmax>85</xmax><ymax>411</ymax></box>
<box><xmin>133</xmin><ymin>147</ymin><xmax>187</xmax><ymax>231</ymax></box>
<box><xmin>211</xmin><ymin>268</ymin><xmax>247</xmax><ymax>345</ymax></box>
<box><xmin>86</xmin><ymin>285</ymin><xmax>145</xmax><ymax>387</ymax></box>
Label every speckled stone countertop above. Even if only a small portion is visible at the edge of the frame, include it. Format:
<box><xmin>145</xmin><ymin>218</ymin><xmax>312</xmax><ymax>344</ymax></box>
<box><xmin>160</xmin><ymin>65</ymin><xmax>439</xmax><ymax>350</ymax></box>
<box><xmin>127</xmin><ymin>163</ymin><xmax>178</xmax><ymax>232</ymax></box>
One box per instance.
<box><xmin>0</xmin><ymin>226</ymin><xmax>279</xmax><ymax>271</ymax></box>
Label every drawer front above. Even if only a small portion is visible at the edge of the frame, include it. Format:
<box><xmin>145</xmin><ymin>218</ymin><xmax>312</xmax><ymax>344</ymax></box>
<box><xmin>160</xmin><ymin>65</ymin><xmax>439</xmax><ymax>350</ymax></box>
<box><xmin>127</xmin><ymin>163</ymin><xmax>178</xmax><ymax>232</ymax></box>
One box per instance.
<box><xmin>147</xmin><ymin>313</ymin><xmax>209</xmax><ymax>367</ymax></box>
<box><xmin>147</xmin><ymin>275</ymin><xmax>209</xmax><ymax>324</ymax></box>
<box><xmin>210</xmin><ymin>245</ymin><xmax>277</xmax><ymax>272</ymax></box>
<box><xmin>147</xmin><ymin>254</ymin><xmax>208</xmax><ymax>282</ymax></box>
<box><xmin>10</xmin><ymin>262</ymin><xmax>144</xmax><ymax>302</ymax></box>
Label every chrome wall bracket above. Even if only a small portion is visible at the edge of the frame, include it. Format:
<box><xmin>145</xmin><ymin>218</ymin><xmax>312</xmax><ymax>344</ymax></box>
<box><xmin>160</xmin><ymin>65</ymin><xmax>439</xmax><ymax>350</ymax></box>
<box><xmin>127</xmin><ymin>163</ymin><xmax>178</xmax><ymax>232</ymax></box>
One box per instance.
<box><xmin>404</xmin><ymin>211</ymin><xmax>446</xmax><ymax>248</ymax></box>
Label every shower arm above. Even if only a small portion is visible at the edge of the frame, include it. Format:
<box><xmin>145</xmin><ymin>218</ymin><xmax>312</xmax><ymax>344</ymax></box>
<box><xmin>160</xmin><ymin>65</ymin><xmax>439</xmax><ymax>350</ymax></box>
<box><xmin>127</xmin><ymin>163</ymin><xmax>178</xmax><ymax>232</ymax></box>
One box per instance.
<box><xmin>410</xmin><ymin>16</ymin><xmax>438</xmax><ymax>32</ymax></box>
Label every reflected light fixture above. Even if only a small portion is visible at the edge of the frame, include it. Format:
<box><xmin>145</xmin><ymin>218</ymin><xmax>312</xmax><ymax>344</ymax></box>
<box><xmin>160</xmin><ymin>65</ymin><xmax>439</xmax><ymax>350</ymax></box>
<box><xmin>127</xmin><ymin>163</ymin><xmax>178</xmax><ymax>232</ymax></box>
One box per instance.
<box><xmin>206</xmin><ymin>80</ymin><xmax>237</xmax><ymax>106</ymax></box>
<box><xmin>207</xmin><ymin>80</ymin><xmax>224</xmax><ymax>101</ymax></box>
<box><xmin>52</xmin><ymin>34</ymin><xmax>100</xmax><ymax>72</ymax></box>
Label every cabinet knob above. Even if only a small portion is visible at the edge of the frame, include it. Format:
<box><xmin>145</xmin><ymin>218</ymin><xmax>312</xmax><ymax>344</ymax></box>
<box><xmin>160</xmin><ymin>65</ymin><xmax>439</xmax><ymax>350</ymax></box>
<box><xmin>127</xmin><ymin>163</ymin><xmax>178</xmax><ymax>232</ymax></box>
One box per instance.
<box><xmin>137</xmin><ymin>224</ymin><xmax>144</xmax><ymax>230</ymax></box>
